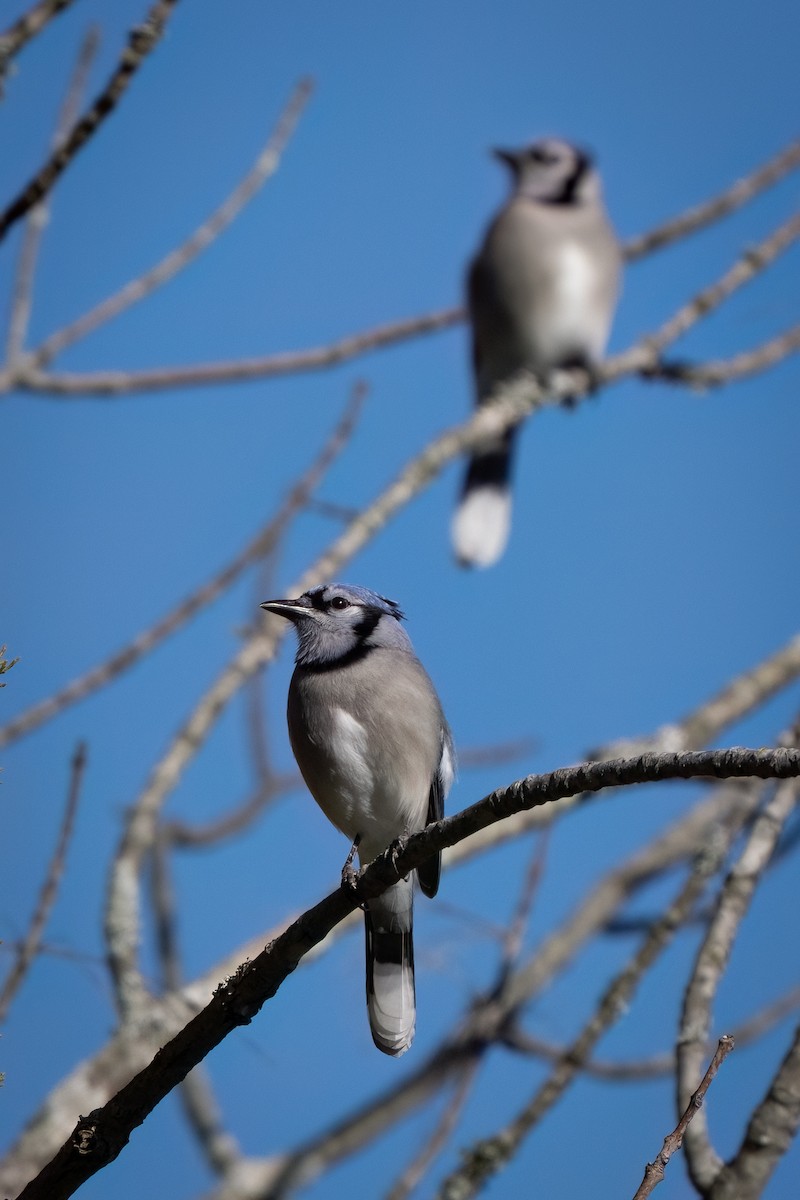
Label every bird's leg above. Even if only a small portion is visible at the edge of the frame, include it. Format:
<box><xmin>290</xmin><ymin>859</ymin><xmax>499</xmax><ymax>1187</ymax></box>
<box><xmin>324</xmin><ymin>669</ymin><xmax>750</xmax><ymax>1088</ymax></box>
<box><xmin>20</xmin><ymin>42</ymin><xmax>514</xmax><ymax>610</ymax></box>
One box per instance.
<box><xmin>554</xmin><ymin>357</ymin><xmax>597</xmax><ymax>409</ymax></box>
<box><xmin>341</xmin><ymin>833</ymin><xmax>361</xmax><ymax>892</ymax></box>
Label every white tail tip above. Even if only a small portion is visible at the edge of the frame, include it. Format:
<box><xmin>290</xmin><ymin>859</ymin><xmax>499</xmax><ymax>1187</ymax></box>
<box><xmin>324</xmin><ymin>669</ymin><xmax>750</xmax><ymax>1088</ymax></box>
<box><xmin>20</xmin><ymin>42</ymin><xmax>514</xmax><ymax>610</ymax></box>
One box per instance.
<box><xmin>452</xmin><ymin>486</ymin><xmax>512</xmax><ymax>568</ymax></box>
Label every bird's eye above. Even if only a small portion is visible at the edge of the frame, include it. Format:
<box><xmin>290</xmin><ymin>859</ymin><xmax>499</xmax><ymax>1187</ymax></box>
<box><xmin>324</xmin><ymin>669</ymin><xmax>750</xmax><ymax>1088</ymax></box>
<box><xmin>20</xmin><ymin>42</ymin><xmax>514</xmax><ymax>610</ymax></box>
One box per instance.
<box><xmin>329</xmin><ymin>596</ymin><xmax>349</xmax><ymax>611</ymax></box>
<box><xmin>530</xmin><ymin>147</ymin><xmax>557</xmax><ymax>165</ymax></box>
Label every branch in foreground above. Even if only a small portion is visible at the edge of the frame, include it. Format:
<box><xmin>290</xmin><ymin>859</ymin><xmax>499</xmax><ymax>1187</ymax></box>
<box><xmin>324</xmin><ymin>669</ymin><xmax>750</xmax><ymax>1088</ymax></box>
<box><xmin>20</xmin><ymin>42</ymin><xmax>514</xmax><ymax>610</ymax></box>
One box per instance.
<box><xmin>0</xmin><ymin>742</ymin><xmax>86</xmax><ymax>1023</ymax></box>
<box><xmin>100</xmin><ymin>268</ymin><xmax>800</xmax><ymax>1013</ymax></box>
<box><xmin>0</xmin><ymin>384</ymin><xmax>364</xmax><ymax>749</ymax></box>
<box><xmin>29</xmin><ymin>76</ymin><xmax>314</xmax><ymax>367</ymax></box>
<box><xmin>195</xmin><ymin>783</ymin><xmax>763</xmax><ymax>1200</ymax></box>
<box><xmin>0</xmin><ymin>778</ymin><xmax>755</xmax><ymax>1199</ymax></box>
<box><xmin>632</xmin><ymin>1036</ymin><xmax>735</xmax><ymax>1200</ymax></box>
<box><xmin>15</xmin><ymin>748</ymin><xmax>800</xmax><ymax>1200</ymax></box>
<box><xmin>709</xmin><ymin>1023</ymin><xmax>800</xmax><ymax>1200</ymax></box>
<box><xmin>0</xmin><ymin>0</ymin><xmax>180</xmax><ymax>241</ymax></box>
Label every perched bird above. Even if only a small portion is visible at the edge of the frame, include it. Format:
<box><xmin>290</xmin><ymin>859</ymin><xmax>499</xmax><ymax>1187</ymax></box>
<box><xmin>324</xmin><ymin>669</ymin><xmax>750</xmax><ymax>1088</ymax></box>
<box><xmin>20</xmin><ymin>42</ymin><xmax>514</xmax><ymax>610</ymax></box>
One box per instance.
<box><xmin>261</xmin><ymin>583</ymin><xmax>454</xmax><ymax>1056</ymax></box>
<box><xmin>453</xmin><ymin>137</ymin><xmax>622</xmax><ymax>567</ymax></box>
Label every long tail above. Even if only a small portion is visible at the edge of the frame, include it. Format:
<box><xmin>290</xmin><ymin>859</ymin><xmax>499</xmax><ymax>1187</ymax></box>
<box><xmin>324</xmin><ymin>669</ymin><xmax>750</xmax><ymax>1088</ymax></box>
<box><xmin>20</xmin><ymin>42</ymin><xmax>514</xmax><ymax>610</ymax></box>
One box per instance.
<box><xmin>364</xmin><ymin>877</ymin><xmax>415</xmax><ymax>1056</ymax></box>
<box><xmin>452</xmin><ymin>430</ymin><xmax>516</xmax><ymax>568</ymax></box>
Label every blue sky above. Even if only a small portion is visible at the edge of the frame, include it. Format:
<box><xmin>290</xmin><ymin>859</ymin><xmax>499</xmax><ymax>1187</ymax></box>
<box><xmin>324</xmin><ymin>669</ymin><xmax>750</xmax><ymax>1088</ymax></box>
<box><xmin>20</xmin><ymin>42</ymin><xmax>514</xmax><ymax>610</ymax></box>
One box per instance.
<box><xmin>2</xmin><ymin>1</ymin><xmax>800</xmax><ymax>1198</ymax></box>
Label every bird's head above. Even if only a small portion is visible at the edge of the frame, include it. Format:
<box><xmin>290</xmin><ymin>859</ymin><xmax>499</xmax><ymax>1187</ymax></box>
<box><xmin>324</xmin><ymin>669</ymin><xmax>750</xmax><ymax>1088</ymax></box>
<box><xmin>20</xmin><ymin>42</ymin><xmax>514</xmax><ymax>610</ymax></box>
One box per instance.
<box><xmin>261</xmin><ymin>583</ymin><xmax>410</xmax><ymax>667</ymax></box>
<box><xmin>493</xmin><ymin>137</ymin><xmax>599</xmax><ymax>205</ymax></box>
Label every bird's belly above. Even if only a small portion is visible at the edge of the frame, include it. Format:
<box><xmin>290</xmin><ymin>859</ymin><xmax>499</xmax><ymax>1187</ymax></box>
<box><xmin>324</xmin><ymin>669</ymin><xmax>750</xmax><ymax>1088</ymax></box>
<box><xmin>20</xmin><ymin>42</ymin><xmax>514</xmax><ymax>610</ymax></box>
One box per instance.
<box><xmin>513</xmin><ymin>242</ymin><xmax>610</xmax><ymax>367</ymax></box>
<box><xmin>294</xmin><ymin>707</ymin><xmax>431</xmax><ymax>862</ymax></box>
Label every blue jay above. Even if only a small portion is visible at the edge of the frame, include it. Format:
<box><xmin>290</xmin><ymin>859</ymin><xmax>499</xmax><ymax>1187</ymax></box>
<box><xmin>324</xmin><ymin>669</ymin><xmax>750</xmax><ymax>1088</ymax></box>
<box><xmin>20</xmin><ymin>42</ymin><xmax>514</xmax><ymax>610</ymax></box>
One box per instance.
<box><xmin>261</xmin><ymin>583</ymin><xmax>454</xmax><ymax>1056</ymax></box>
<box><xmin>453</xmin><ymin>137</ymin><xmax>622</xmax><ymax>567</ymax></box>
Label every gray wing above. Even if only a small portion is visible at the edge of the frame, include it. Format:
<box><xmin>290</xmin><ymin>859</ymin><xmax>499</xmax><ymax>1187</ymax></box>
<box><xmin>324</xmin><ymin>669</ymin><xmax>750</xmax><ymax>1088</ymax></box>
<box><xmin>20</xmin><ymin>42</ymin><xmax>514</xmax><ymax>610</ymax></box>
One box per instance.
<box><xmin>417</xmin><ymin>724</ymin><xmax>454</xmax><ymax>899</ymax></box>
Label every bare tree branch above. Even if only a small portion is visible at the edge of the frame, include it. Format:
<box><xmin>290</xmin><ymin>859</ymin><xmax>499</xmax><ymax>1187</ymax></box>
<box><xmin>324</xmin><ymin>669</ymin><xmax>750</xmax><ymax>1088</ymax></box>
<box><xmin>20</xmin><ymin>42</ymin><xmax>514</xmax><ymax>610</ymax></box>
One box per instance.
<box><xmin>709</xmin><ymin>1023</ymin><xmax>800</xmax><ymax>1200</ymax></box>
<box><xmin>0</xmin><ymin>777</ymin><xmax>755</xmax><ymax>1199</ymax></box>
<box><xmin>15</xmin><ymin>748</ymin><xmax>800</xmax><ymax>1200</ymax></box>
<box><xmin>29</xmin><ymin>77</ymin><xmax>314</xmax><ymax>367</ymax></box>
<box><xmin>385</xmin><ymin>1064</ymin><xmax>481</xmax><ymax>1200</ymax></box>
<box><xmin>632</xmin><ymin>1036</ymin><xmax>735</xmax><ymax>1200</ymax></box>
<box><xmin>645</xmin><ymin>324</ymin><xmax>800</xmax><ymax>391</ymax></box>
<box><xmin>4</xmin><ymin>25</ymin><xmax>99</xmax><ymax>364</ymax></box>
<box><xmin>504</xmin><ymin>987</ymin><xmax>799</xmax><ymax>1081</ymax></box>
<box><xmin>3</xmin><ymin>306</ymin><xmax>463</xmax><ymax>396</ymax></box>
<box><xmin>436</xmin><ymin>822</ymin><xmax>742</xmax><ymax>1200</ymax></box>
<box><xmin>0</xmin><ymin>0</ymin><xmax>181</xmax><ymax>242</ymax></box>
<box><xmin>0</xmin><ymin>742</ymin><xmax>86</xmax><ymax>1023</ymax></box>
<box><xmin>0</xmin><ymin>0</ymin><xmax>77</xmax><ymax>87</ymax></box>
<box><xmin>0</xmin><ymin>384</ymin><xmax>365</xmax><ymax>749</ymax></box>
<box><xmin>596</xmin><ymin>630</ymin><xmax>800</xmax><ymax>761</ymax></box>
<box><xmin>678</xmin><ymin>776</ymin><xmax>800</xmax><ymax>1190</ymax></box>
<box><xmin>643</xmin><ymin>210</ymin><xmax>800</xmax><ymax>357</ymax></box>
<box><xmin>623</xmin><ymin>139</ymin><xmax>800</xmax><ymax>260</ymax></box>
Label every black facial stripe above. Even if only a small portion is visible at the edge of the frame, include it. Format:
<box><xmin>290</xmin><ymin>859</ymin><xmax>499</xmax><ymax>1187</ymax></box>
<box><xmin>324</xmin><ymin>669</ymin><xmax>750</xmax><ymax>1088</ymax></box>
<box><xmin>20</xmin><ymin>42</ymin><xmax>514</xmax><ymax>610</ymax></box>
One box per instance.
<box><xmin>353</xmin><ymin>609</ymin><xmax>382</xmax><ymax>640</ymax></box>
<box><xmin>542</xmin><ymin>149</ymin><xmax>591</xmax><ymax>206</ymax></box>
<box><xmin>307</xmin><ymin>590</ymin><xmax>327</xmax><ymax>611</ymax></box>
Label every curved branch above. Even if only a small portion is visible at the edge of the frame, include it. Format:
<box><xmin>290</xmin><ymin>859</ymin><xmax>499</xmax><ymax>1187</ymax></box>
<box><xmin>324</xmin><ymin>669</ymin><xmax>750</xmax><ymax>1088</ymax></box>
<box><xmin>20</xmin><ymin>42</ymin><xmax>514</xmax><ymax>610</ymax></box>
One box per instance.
<box><xmin>677</xmin><ymin>777</ymin><xmax>800</xmax><ymax>1190</ymax></box>
<box><xmin>29</xmin><ymin>77</ymin><xmax>314</xmax><ymax>367</ymax></box>
<box><xmin>0</xmin><ymin>778</ymin><xmax>756</xmax><ymax>1199</ymax></box>
<box><xmin>0</xmin><ymin>385</ymin><xmax>364</xmax><ymax>749</ymax></box>
<box><xmin>15</xmin><ymin>748</ymin><xmax>800</xmax><ymax>1200</ymax></box>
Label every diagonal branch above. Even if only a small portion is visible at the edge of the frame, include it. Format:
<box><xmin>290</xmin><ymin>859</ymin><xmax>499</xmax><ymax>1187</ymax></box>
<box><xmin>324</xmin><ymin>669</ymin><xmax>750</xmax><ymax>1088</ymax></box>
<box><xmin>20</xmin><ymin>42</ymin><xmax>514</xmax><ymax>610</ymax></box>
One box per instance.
<box><xmin>0</xmin><ymin>384</ymin><xmax>364</xmax><ymax>749</ymax></box>
<box><xmin>623</xmin><ymin>139</ymin><xmax>800</xmax><ymax>260</ymax></box>
<box><xmin>0</xmin><ymin>778</ymin><xmax>757</xmax><ymax>1199</ymax></box>
<box><xmin>677</xmin><ymin>774</ymin><xmax>800</xmax><ymax>1190</ymax></box>
<box><xmin>709</xmin><ymin>1022</ymin><xmax>800</xmax><ymax>1200</ymax></box>
<box><xmin>0</xmin><ymin>0</ymin><xmax>77</xmax><ymax>87</ymax></box>
<box><xmin>29</xmin><ymin>76</ymin><xmax>314</xmax><ymax>367</ymax></box>
<box><xmin>436</xmin><ymin>823</ymin><xmax>742</xmax><ymax>1200</ymax></box>
<box><xmin>4</xmin><ymin>25</ymin><xmax>99</xmax><ymax>364</ymax></box>
<box><xmin>632</xmin><ymin>1036</ymin><xmax>735</xmax><ymax>1200</ymax></box>
<box><xmin>15</xmin><ymin>748</ymin><xmax>800</xmax><ymax>1200</ymax></box>
<box><xmin>0</xmin><ymin>742</ymin><xmax>86</xmax><ymax>1023</ymax></box>
<box><xmin>0</xmin><ymin>0</ymin><xmax>181</xmax><ymax>242</ymax></box>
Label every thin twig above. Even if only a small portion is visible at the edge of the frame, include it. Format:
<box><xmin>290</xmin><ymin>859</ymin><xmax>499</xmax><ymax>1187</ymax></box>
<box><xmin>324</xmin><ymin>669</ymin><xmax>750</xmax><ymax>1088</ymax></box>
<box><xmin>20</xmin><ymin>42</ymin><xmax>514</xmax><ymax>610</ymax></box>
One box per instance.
<box><xmin>677</xmin><ymin>775</ymin><xmax>800</xmax><ymax>1191</ymax></box>
<box><xmin>150</xmin><ymin>833</ymin><xmax>242</xmax><ymax>1175</ymax></box>
<box><xmin>385</xmin><ymin>1064</ymin><xmax>481</xmax><ymax>1200</ymax></box>
<box><xmin>5</xmin><ymin>307</ymin><xmax>462</xmax><ymax>395</ymax></box>
<box><xmin>5</xmin><ymin>26</ymin><xmax>99</xmax><ymax>364</ymax></box>
<box><xmin>643</xmin><ymin>210</ymin><xmax>800</xmax><ymax>356</ymax></box>
<box><xmin>646</xmin><ymin>323</ymin><xmax>800</xmax><ymax>391</ymax></box>
<box><xmin>503</xmin><ymin>984</ymin><xmax>800</xmax><ymax>1080</ymax></box>
<box><xmin>163</xmin><ymin>771</ymin><xmax>299</xmax><ymax>848</ymax></box>
<box><xmin>0</xmin><ymin>0</ymin><xmax>77</xmax><ymax>86</ymax></box>
<box><xmin>436</xmin><ymin>822</ymin><xmax>743</xmax><ymax>1200</ymax></box>
<box><xmin>0</xmin><ymin>385</ymin><xmax>365</xmax><ymax>749</ymax></box>
<box><xmin>632</xmin><ymin>1036</ymin><xmax>735</xmax><ymax>1200</ymax></box>
<box><xmin>0</xmin><ymin>0</ymin><xmax>181</xmax><ymax>242</ymax></box>
<box><xmin>623</xmin><ymin>139</ymin><xmax>800</xmax><ymax>260</ymax></box>
<box><xmin>0</xmin><ymin>742</ymin><xmax>86</xmax><ymax>1023</ymax></box>
<box><xmin>709</xmin><ymin>1023</ymin><xmax>800</xmax><ymax>1200</ymax></box>
<box><xmin>30</xmin><ymin>77</ymin><xmax>314</xmax><ymax>367</ymax></box>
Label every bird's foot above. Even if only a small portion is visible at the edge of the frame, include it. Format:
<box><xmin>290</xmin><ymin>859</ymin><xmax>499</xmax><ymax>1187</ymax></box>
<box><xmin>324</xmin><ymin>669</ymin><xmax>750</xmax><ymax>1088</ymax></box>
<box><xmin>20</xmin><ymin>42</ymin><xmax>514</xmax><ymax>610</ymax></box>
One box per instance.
<box><xmin>341</xmin><ymin>835</ymin><xmax>361</xmax><ymax>893</ymax></box>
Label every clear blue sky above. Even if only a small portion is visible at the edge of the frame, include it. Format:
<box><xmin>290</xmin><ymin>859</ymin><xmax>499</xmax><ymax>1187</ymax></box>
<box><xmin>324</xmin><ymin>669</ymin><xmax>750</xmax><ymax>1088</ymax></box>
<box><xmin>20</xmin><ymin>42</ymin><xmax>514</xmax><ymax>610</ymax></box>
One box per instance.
<box><xmin>2</xmin><ymin>2</ymin><xmax>799</xmax><ymax>1198</ymax></box>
